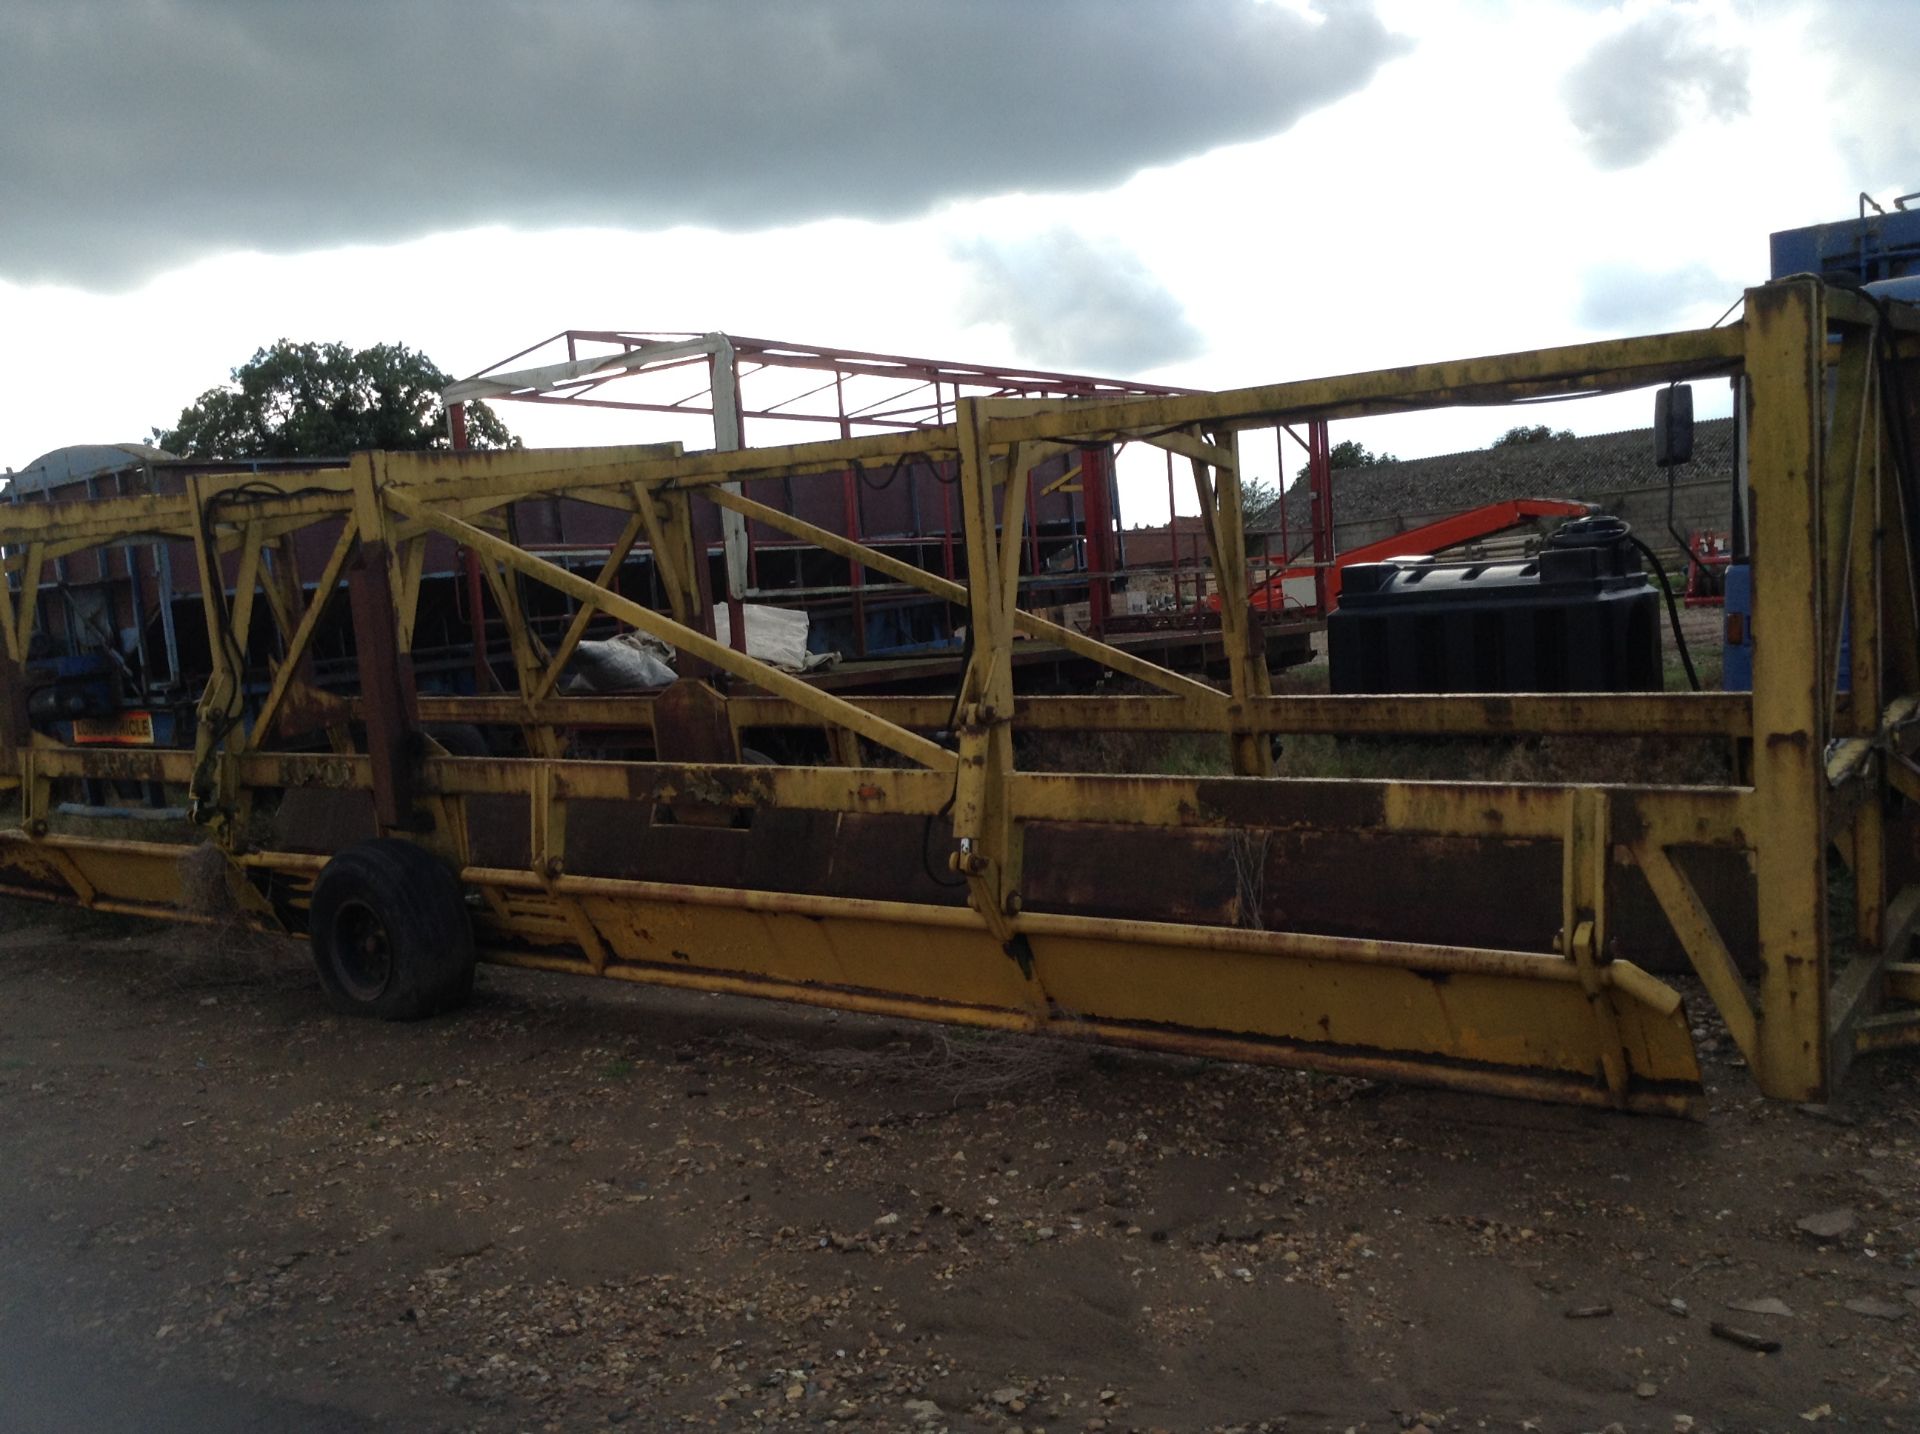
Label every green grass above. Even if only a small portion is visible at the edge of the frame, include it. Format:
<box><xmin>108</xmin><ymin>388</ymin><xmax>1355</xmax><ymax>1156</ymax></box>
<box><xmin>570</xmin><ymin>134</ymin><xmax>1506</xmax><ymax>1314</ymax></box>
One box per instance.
<box><xmin>1015</xmin><ymin>728</ymin><xmax>1230</xmax><ymax>777</ymax></box>
<box><xmin>1013</xmin><ymin>657</ymin><xmax>1734</xmax><ymax>786</ymax></box>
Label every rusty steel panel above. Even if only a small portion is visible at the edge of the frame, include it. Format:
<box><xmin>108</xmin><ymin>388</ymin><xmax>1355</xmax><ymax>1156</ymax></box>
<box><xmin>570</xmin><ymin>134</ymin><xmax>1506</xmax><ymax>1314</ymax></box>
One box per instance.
<box><xmin>268</xmin><ymin>788</ymin><xmax>378</xmax><ymax>855</ymax></box>
<box><xmin>345</xmin><ymin>542</ymin><xmax>420</xmax><ymax>830</ymax></box>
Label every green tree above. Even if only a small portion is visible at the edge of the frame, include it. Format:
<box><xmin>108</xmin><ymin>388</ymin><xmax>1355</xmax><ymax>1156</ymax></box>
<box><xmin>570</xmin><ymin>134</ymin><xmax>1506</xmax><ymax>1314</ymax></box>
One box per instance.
<box><xmin>1239</xmin><ymin>474</ymin><xmax>1280</xmax><ymax>518</ymax></box>
<box><xmin>153</xmin><ymin>340</ymin><xmax>517</xmax><ymax>458</ymax></box>
<box><xmin>1295</xmin><ymin>438</ymin><xmax>1396</xmax><ymax>485</ymax></box>
<box><xmin>1490</xmin><ymin>423</ymin><xmax>1573</xmax><ymax>447</ymax></box>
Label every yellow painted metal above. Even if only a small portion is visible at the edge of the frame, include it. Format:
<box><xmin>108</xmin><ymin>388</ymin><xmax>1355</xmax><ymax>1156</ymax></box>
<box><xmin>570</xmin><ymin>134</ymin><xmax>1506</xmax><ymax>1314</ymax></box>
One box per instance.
<box><xmin>531</xmin><ymin>506</ymin><xmax>650</xmax><ymax>704</ymax></box>
<box><xmin>249</xmin><ymin>517</ymin><xmax>357</xmax><ymax>747</ymax></box>
<box><xmin>11</xmin><ymin>278</ymin><xmax>1920</xmax><ymax>1115</ymax></box>
<box><xmin>705</xmin><ymin>476</ymin><xmax>1231</xmax><ymax>710</ymax></box>
<box><xmin>454</xmin><ymin>866</ymin><xmax>1703</xmax><ymax>1114</ymax></box>
<box><xmin>12</xmin><ymin>545</ymin><xmax>45</xmax><ymax>660</ymax></box>
<box><xmin>982</xmin><ymin>326</ymin><xmax>1745</xmax><ymax>445</ymax></box>
<box><xmin>1631</xmin><ymin>839</ymin><xmax>1760</xmax><ymax>1065</ymax></box>
<box><xmin>383</xmin><ymin>485</ymin><xmax>957</xmax><ymax>773</ymax></box>
<box><xmin>405</xmin><ymin>690</ymin><xmax>1752</xmax><ymax>739</ymax></box>
<box><xmin>1187</xmin><ymin>429</ymin><xmax>1275</xmax><ymax>776</ymax></box>
<box><xmin>1744</xmin><ymin>281</ymin><xmax>1832</xmax><ymax>1100</ymax></box>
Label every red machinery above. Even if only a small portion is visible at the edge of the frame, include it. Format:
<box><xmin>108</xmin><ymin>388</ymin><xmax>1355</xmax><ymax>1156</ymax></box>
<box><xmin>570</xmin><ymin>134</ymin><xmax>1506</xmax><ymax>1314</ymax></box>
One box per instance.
<box><xmin>1229</xmin><ymin>497</ymin><xmax>1595</xmax><ymax>616</ymax></box>
<box><xmin>1682</xmin><ymin>528</ymin><xmax>1732</xmax><ymax>607</ymax></box>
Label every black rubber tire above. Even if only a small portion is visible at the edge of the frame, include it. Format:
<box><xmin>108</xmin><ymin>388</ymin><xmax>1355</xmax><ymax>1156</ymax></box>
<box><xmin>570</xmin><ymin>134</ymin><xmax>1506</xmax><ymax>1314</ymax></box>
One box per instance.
<box><xmin>308</xmin><ymin>839</ymin><xmax>475</xmax><ymax>1020</ymax></box>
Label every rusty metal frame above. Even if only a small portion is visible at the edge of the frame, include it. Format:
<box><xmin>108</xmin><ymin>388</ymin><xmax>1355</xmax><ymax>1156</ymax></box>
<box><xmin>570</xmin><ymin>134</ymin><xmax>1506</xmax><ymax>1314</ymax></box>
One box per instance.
<box><xmin>5</xmin><ymin>279</ymin><xmax>1920</xmax><ymax>1115</ymax></box>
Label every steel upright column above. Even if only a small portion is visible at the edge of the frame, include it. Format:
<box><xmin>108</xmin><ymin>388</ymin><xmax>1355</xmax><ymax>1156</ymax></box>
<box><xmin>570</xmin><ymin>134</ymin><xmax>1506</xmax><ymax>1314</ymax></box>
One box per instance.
<box><xmin>949</xmin><ymin>400</ymin><xmax>1025</xmax><ymax>943</ymax></box>
<box><xmin>1745</xmin><ymin>280</ymin><xmax>1831</xmax><ymax>1099</ymax></box>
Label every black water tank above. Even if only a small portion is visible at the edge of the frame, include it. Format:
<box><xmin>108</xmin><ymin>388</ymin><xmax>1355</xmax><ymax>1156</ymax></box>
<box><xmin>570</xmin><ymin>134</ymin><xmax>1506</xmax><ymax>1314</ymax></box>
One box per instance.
<box><xmin>1327</xmin><ymin>520</ymin><xmax>1662</xmax><ymax>694</ymax></box>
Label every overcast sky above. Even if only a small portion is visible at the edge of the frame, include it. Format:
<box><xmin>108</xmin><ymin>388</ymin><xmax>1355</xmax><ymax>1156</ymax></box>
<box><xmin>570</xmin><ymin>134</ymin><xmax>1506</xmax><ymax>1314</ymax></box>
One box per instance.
<box><xmin>2</xmin><ymin>0</ymin><xmax>1915</xmax><ymax>521</ymax></box>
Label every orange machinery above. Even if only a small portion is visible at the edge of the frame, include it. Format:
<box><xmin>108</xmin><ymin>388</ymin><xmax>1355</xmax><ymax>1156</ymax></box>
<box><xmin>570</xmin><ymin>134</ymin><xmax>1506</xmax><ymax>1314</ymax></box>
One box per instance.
<box><xmin>1229</xmin><ymin>497</ymin><xmax>1595</xmax><ymax>616</ymax></box>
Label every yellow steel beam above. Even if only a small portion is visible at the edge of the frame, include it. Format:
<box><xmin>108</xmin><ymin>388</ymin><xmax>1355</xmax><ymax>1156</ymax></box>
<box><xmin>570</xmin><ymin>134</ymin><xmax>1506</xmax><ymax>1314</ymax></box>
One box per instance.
<box><xmin>1826</xmin><ymin>286</ymin><xmax>1920</xmax><ymax>334</ymax></box>
<box><xmin>409</xmin><ymin>689</ymin><xmax>1750</xmax><ymax>738</ymax></box>
<box><xmin>445</xmin><ymin>866</ymin><xmax>1701</xmax><ymax>1115</ymax></box>
<box><xmin>705</xmin><ymin>482</ymin><xmax>1232</xmax><ymax>712</ymax></box>
<box><xmin>383</xmin><ymin>486</ymin><xmax>957</xmax><ymax>773</ymax></box>
<box><xmin>359</xmin><ymin>430</ymin><xmax>958</xmax><ymax>512</ymax></box>
<box><xmin>249</xmin><ymin>516</ymin><xmax>358</xmax><ymax>747</ymax></box>
<box><xmin>1744</xmin><ymin>280</ymin><xmax>1831</xmax><ymax>1100</ymax></box>
<box><xmin>982</xmin><ymin>325</ymin><xmax>1745</xmax><ymax>445</ymax></box>
<box><xmin>10</xmin><ymin>544</ymin><xmax>44</xmax><ymax>659</ymax></box>
<box><xmin>530</xmin><ymin>506</ymin><xmax>650</xmax><ymax>704</ymax></box>
<box><xmin>1146</xmin><ymin>430</ymin><xmax>1236</xmax><ymax>469</ymax></box>
<box><xmin>13</xmin><ymin>737</ymin><xmax>1751</xmax><ymax>851</ymax></box>
<box><xmin>0</xmin><ymin>809</ymin><xmax>1700</xmax><ymax>1119</ymax></box>
<box><xmin>1631</xmin><ymin>839</ymin><xmax>1759</xmax><ymax>1064</ymax></box>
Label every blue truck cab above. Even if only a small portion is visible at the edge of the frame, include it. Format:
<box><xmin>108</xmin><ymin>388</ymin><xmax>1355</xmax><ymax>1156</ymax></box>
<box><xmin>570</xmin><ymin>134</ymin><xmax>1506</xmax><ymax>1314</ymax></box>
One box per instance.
<box><xmin>1722</xmin><ymin>198</ymin><xmax>1920</xmax><ymax>691</ymax></box>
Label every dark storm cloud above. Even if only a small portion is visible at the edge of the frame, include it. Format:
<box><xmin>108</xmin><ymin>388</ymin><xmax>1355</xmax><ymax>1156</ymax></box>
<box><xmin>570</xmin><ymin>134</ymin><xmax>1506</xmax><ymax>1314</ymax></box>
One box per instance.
<box><xmin>0</xmin><ymin>0</ymin><xmax>1408</xmax><ymax>290</ymax></box>
<box><xmin>1562</xmin><ymin>5</ymin><xmax>1748</xmax><ymax>168</ymax></box>
<box><xmin>1576</xmin><ymin>260</ymin><xmax>1737</xmax><ymax>331</ymax></box>
<box><xmin>954</xmin><ymin>230</ymin><xmax>1205</xmax><ymax>374</ymax></box>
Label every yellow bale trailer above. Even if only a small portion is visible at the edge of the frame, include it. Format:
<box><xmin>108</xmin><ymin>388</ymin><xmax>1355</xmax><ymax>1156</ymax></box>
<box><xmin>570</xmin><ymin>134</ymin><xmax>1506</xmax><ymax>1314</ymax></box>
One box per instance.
<box><xmin>3</xmin><ymin>278</ymin><xmax>1916</xmax><ymax>1115</ymax></box>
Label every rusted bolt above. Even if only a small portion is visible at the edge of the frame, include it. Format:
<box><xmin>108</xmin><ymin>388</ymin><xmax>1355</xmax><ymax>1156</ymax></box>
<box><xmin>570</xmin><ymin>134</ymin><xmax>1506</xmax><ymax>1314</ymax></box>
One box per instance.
<box><xmin>1003</xmin><ymin>893</ymin><xmax>1022</xmax><ymax>916</ymax></box>
<box><xmin>545</xmin><ymin>857</ymin><xmax>564</xmax><ymax>878</ymax></box>
<box><xmin>27</xmin><ymin>819</ymin><xmax>47</xmax><ymax>838</ymax></box>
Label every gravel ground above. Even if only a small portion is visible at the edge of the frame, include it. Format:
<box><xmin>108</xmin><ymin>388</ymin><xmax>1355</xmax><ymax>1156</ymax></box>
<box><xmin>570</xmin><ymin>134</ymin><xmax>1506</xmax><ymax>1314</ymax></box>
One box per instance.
<box><xmin>1</xmin><ymin>899</ymin><xmax>1916</xmax><ymax>1434</ymax></box>
<box><xmin>1269</xmin><ymin>423</ymin><xmax>1736</xmax><ymax>532</ymax></box>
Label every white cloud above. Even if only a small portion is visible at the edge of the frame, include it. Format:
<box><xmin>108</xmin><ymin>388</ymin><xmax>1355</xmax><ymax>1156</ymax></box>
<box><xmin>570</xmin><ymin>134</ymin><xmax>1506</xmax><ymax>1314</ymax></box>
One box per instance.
<box><xmin>1562</xmin><ymin>5</ymin><xmax>1748</xmax><ymax>168</ymax></box>
<box><xmin>953</xmin><ymin>230</ymin><xmax>1205</xmax><ymax>374</ymax></box>
<box><xmin>1576</xmin><ymin>259</ymin><xmax>1739</xmax><ymax>330</ymax></box>
<box><xmin>1796</xmin><ymin>0</ymin><xmax>1920</xmax><ymax>188</ymax></box>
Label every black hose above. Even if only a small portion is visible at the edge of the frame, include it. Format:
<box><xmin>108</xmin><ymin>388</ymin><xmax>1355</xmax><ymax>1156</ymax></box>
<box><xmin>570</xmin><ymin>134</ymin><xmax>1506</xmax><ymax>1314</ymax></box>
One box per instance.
<box><xmin>1629</xmin><ymin>534</ymin><xmax>1701</xmax><ymax>692</ymax></box>
<box><xmin>1550</xmin><ymin>515</ymin><xmax>1700</xmax><ymax>692</ymax></box>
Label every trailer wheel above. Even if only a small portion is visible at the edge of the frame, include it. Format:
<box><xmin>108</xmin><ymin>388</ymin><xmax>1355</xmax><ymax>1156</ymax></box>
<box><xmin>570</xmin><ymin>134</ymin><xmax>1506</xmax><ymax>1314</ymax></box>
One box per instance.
<box><xmin>309</xmin><ymin>839</ymin><xmax>475</xmax><ymax>1020</ymax></box>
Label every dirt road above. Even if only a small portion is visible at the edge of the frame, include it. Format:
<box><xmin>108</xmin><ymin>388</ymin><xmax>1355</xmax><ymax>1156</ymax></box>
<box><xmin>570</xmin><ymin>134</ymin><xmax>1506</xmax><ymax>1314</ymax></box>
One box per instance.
<box><xmin>0</xmin><ymin>900</ymin><xmax>1914</xmax><ymax>1432</ymax></box>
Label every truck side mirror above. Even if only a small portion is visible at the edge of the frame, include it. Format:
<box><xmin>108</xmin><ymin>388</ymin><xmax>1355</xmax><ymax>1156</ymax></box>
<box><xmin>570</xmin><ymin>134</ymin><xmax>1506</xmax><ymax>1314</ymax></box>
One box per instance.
<box><xmin>1654</xmin><ymin>384</ymin><xmax>1694</xmax><ymax>467</ymax></box>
